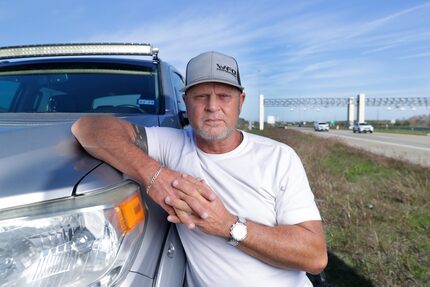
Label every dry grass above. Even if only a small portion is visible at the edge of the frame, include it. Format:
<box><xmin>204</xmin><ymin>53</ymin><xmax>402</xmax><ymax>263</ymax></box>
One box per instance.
<box><xmin>253</xmin><ymin>128</ymin><xmax>430</xmax><ymax>287</ymax></box>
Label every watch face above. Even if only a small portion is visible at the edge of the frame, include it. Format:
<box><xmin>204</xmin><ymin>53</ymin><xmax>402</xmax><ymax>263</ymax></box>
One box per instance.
<box><xmin>232</xmin><ymin>224</ymin><xmax>247</xmax><ymax>241</ymax></box>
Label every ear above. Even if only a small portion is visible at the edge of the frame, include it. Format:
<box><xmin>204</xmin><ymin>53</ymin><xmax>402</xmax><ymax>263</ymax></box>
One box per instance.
<box><xmin>239</xmin><ymin>92</ymin><xmax>246</xmax><ymax>112</ymax></box>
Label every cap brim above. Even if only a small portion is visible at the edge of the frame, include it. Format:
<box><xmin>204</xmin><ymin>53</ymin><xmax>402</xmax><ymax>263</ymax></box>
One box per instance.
<box><xmin>180</xmin><ymin>79</ymin><xmax>244</xmax><ymax>93</ymax></box>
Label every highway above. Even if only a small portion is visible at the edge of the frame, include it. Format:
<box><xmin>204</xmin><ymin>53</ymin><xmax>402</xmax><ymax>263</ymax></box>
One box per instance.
<box><xmin>292</xmin><ymin>127</ymin><xmax>430</xmax><ymax>168</ymax></box>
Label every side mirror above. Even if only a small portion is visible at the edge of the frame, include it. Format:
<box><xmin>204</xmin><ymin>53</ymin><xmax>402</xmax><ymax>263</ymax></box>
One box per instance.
<box><xmin>179</xmin><ymin>110</ymin><xmax>189</xmax><ymax>126</ymax></box>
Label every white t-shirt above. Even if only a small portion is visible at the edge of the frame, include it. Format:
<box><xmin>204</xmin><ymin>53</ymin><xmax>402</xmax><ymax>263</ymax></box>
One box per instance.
<box><xmin>146</xmin><ymin>127</ymin><xmax>320</xmax><ymax>287</ymax></box>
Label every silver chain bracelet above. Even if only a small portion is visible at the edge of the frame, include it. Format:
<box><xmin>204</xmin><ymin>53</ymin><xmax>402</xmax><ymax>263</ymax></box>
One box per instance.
<box><xmin>145</xmin><ymin>165</ymin><xmax>162</xmax><ymax>194</ymax></box>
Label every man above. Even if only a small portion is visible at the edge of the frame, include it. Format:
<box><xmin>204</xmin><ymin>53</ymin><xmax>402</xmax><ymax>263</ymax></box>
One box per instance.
<box><xmin>72</xmin><ymin>51</ymin><xmax>327</xmax><ymax>287</ymax></box>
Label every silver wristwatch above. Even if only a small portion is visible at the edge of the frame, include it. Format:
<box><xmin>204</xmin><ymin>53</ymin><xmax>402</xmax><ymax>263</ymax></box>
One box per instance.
<box><xmin>228</xmin><ymin>217</ymin><xmax>247</xmax><ymax>246</ymax></box>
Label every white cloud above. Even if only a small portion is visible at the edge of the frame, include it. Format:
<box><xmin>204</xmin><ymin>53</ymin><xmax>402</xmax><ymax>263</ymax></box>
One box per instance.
<box><xmin>82</xmin><ymin>0</ymin><xmax>430</xmax><ymax>120</ymax></box>
<box><xmin>362</xmin><ymin>30</ymin><xmax>430</xmax><ymax>55</ymax></box>
<box><xmin>399</xmin><ymin>51</ymin><xmax>430</xmax><ymax>59</ymax></box>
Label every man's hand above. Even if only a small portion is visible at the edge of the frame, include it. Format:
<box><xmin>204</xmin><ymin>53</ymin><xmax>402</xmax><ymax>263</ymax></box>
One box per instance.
<box><xmin>151</xmin><ymin>170</ymin><xmax>217</xmax><ymax>229</ymax></box>
<box><xmin>165</xmin><ymin>174</ymin><xmax>234</xmax><ymax>237</ymax></box>
<box><xmin>164</xmin><ymin>174</ymin><xmax>327</xmax><ymax>274</ymax></box>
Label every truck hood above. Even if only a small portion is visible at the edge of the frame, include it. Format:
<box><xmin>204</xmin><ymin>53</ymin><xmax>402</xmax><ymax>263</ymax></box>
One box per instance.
<box><xmin>0</xmin><ymin>121</ymin><xmax>101</xmax><ymax>210</ymax></box>
<box><xmin>0</xmin><ymin>114</ymin><xmax>161</xmax><ymax>210</ymax></box>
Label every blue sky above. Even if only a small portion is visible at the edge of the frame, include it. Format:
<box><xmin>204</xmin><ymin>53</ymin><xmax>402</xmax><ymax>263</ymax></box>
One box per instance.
<box><xmin>1</xmin><ymin>0</ymin><xmax>429</xmax><ymax>122</ymax></box>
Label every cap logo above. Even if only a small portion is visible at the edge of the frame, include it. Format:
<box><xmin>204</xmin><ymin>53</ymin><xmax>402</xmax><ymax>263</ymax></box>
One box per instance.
<box><xmin>216</xmin><ymin>63</ymin><xmax>237</xmax><ymax>77</ymax></box>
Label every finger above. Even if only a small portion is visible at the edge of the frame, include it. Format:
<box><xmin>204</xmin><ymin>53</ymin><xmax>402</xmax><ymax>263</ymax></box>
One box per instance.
<box><xmin>198</xmin><ymin>183</ymin><xmax>216</xmax><ymax>201</ymax></box>
<box><xmin>165</xmin><ymin>196</ymin><xmax>193</xmax><ymax>214</ymax></box>
<box><xmin>180</xmin><ymin>174</ymin><xmax>216</xmax><ymax>201</ymax></box>
<box><xmin>172</xmin><ymin>178</ymin><xmax>201</xmax><ymax>198</ymax></box>
<box><xmin>179</xmin><ymin>193</ymin><xmax>209</xmax><ymax>219</ymax></box>
<box><xmin>173</xmin><ymin>175</ymin><xmax>208</xmax><ymax>198</ymax></box>
<box><xmin>168</xmin><ymin>212</ymin><xmax>201</xmax><ymax>225</ymax></box>
<box><xmin>147</xmin><ymin>189</ymin><xmax>176</xmax><ymax>215</ymax></box>
<box><xmin>167</xmin><ymin>195</ymin><xmax>208</xmax><ymax>220</ymax></box>
<box><xmin>171</xmin><ymin>211</ymin><xmax>202</xmax><ymax>224</ymax></box>
<box><xmin>181</xmin><ymin>173</ymin><xmax>203</xmax><ymax>184</ymax></box>
<box><xmin>175</xmin><ymin>208</ymin><xmax>196</xmax><ymax>229</ymax></box>
<box><xmin>163</xmin><ymin>204</ymin><xmax>176</xmax><ymax>215</ymax></box>
<box><xmin>181</xmin><ymin>173</ymin><xmax>212</xmax><ymax>190</ymax></box>
<box><xmin>167</xmin><ymin>214</ymin><xmax>181</xmax><ymax>224</ymax></box>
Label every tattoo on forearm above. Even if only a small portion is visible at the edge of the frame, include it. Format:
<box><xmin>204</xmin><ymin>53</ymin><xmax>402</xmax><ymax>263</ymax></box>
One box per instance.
<box><xmin>133</xmin><ymin>124</ymin><xmax>148</xmax><ymax>153</ymax></box>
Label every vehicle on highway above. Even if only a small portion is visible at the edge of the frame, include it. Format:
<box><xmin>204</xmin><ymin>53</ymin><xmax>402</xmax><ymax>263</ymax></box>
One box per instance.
<box><xmin>0</xmin><ymin>43</ymin><xmax>187</xmax><ymax>287</ymax></box>
<box><xmin>314</xmin><ymin>121</ymin><xmax>330</xmax><ymax>132</ymax></box>
<box><xmin>353</xmin><ymin>122</ymin><xmax>374</xmax><ymax>133</ymax></box>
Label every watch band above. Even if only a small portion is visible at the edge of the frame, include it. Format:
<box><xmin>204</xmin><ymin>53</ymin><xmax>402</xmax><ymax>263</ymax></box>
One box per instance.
<box><xmin>228</xmin><ymin>216</ymin><xmax>247</xmax><ymax>246</ymax></box>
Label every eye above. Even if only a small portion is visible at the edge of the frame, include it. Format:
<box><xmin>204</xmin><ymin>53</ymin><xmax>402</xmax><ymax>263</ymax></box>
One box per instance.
<box><xmin>193</xmin><ymin>94</ymin><xmax>208</xmax><ymax>100</ymax></box>
<box><xmin>219</xmin><ymin>94</ymin><xmax>232</xmax><ymax>101</ymax></box>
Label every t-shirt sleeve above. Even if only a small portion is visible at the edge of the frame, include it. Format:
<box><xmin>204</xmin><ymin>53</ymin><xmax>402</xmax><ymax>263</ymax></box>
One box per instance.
<box><xmin>275</xmin><ymin>149</ymin><xmax>321</xmax><ymax>225</ymax></box>
<box><xmin>145</xmin><ymin>127</ymin><xmax>187</xmax><ymax>168</ymax></box>
<box><xmin>145</xmin><ymin>127</ymin><xmax>163</xmax><ymax>163</ymax></box>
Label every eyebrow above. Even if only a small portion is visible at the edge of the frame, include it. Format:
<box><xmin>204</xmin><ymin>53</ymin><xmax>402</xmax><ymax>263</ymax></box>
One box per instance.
<box><xmin>187</xmin><ymin>86</ymin><xmax>240</xmax><ymax>96</ymax></box>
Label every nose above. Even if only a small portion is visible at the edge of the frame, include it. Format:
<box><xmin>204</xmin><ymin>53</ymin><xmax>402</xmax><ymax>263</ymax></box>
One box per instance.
<box><xmin>205</xmin><ymin>93</ymin><xmax>220</xmax><ymax>112</ymax></box>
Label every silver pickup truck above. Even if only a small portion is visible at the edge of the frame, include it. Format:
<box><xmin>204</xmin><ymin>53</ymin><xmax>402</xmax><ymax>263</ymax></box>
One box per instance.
<box><xmin>0</xmin><ymin>43</ymin><xmax>187</xmax><ymax>287</ymax></box>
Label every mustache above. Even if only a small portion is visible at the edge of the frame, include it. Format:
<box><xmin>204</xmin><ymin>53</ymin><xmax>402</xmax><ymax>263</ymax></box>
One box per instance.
<box><xmin>203</xmin><ymin>116</ymin><xmax>225</xmax><ymax>121</ymax></box>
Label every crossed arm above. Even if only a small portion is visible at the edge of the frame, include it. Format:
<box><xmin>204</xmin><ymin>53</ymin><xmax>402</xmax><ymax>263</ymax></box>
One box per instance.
<box><xmin>71</xmin><ymin>115</ymin><xmax>327</xmax><ymax>274</ymax></box>
<box><xmin>71</xmin><ymin>115</ymin><xmax>213</xmax><ymax>227</ymax></box>
<box><xmin>167</xmin><ymin>176</ymin><xmax>327</xmax><ymax>274</ymax></box>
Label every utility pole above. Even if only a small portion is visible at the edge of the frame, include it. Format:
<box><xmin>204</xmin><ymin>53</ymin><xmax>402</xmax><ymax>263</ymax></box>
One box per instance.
<box><xmin>259</xmin><ymin>94</ymin><xmax>264</xmax><ymax>130</ymax></box>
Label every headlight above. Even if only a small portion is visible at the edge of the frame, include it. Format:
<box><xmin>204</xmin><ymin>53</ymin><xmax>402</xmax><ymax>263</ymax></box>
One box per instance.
<box><xmin>0</xmin><ymin>181</ymin><xmax>145</xmax><ymax>287</ymax></box>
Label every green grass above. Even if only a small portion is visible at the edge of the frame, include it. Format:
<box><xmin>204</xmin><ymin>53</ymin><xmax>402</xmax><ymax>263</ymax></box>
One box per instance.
<box><xmin>320</xmin><ymin>146</ymin><xmax>392</xmax><ymax>182</ymax></box>
<box><xmin>253</xmin><ymin>127</ymin><xmax>430</xmax><ymax>287</ymax></box>
<box><xmin>374</xmin><ymin>128</ymin><xmax>429</xmax><ymax>136</ymax></box>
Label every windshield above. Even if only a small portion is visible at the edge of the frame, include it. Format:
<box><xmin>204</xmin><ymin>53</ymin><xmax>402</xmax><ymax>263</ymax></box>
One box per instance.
<box><xmin>0</xmin><ymin>67</ymin><xmax>159</xmax><ymax>114</ymax></box>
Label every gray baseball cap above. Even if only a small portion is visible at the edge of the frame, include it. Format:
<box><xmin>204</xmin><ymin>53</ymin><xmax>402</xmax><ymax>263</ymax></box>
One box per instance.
<box><xmin>181</xmin><ymin>51</ymin><xmax>244</xmax><ymax>93</ymax></box>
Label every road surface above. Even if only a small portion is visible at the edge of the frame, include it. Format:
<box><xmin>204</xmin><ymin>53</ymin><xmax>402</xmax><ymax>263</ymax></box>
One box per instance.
<box><xmin>292</xmin><ymin>127</ymin><xmax>430</xmax><ymax>168</ymax></box>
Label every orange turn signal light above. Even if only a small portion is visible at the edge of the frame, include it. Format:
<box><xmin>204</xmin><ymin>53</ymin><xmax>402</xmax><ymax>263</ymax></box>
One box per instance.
<box><xmin>115</xmin><ymin>191</ymin><xmax>145</xmax><ymax>232</ymax></box>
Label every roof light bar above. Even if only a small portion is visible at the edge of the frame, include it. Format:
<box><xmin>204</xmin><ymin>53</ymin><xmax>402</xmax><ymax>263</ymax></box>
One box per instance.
<box><xmin>0</xmin><ymin>43</ymin><xmax>157</xmax><ymax>60</ymax></box>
